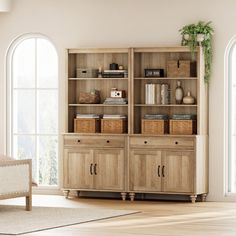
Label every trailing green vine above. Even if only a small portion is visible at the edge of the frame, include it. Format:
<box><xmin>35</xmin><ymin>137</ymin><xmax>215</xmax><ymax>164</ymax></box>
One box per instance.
<box><xmin>179</xmin><ymin>21</ymin><xmax>214</xmax><ymax>83</ymax></box>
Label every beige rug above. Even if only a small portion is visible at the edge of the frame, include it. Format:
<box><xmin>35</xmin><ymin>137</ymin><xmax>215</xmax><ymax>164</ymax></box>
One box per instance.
<box><xmin>0</xmin><ymin>205</ymin><xmax>139</xmax><ymax>235</ymax></box>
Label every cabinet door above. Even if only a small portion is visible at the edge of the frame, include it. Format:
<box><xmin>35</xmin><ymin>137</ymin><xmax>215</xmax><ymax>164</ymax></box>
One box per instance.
<box><xmin>163</xmin><ymin>151</ymin><xmax>194</xmax><ymax>193</ymax></box>
<box><xmin>63</xmin><ymin>148</ymin><xmax>94</xmax><ymax>189</ymax></box>
<box><xmin>94</xmin><ymin>149</ymin><xmax>124</xmax><ymax>191</ymax></box>
<box><xmin>129</xmin><ymin>149</ymin><xmax>162</xmax><ymax>192</ymax></box>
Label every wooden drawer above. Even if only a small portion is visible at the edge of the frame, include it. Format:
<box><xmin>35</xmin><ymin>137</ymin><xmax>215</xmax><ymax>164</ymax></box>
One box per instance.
<box><xmin>129</xmin><ymin>136</ymin><xmax>195</xmax><ymax>149</ymax></box>
<box><xmin>64</xmin><ymin>135</ymin><xmax>125</xmax><ymax>148</ymax></box>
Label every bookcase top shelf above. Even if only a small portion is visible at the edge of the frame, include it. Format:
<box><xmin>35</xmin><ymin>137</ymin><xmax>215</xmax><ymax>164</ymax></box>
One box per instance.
<box><xmin>134</xmin><ymin>104</ymin><xmax>198</xmax><ymax>107</ymax></box>
<box><xmin>134</xmin><ymin>77</ymin><xmax>198</xmax><ymax>80</ymax></box>
<box><xmin>68</xmin><ymin>78</ymin><xmax>129</xmax><ymax>81</ymax></box>
<box><xmin>69</xmin><ymin>104</ymin><xmax>128</xmax><ymax>107</ymax></box>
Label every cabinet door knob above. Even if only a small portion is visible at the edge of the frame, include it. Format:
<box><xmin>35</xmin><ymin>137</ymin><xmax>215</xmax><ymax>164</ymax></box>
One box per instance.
<box><xmin>77</xmin><ymin>140</ymin><xmax>81</xmax><ymax>143</ymax></box>
<box><xmin>107</xmin><ymin>140</ymin><xmax>110</xmax><ymax>143</ymax></box>
<box><xmin>175</xmin><ymin>141</ymin><xmax>178</xmax><ymax>145</ymax></box>
<box><xmin>144</xmin><ymin>141</ymin><xmax>147</xmax><ymax>144</ymax></box>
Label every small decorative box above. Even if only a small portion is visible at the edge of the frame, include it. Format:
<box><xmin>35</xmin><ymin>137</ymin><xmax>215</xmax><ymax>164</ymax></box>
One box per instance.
<box><xmin>167</xmin><ymin>60</ymin><xmax>190</xmax><ymax>77</ymax></box>
<box><xmin>144</xmin><ymin>69</ymin><xmax>164</xmax><ymax>78</ymax></box>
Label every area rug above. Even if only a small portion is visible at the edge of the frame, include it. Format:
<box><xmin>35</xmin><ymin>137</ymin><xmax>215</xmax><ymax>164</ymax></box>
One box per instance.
<box><xmin>0</xmin><ymin>205</ymin><xmax>139</xmax><ymax>235</ymax></box>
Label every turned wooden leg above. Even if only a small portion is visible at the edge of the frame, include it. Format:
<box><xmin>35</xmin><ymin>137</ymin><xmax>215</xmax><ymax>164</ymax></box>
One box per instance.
<box><xmin>201</xmin><ymin>193</ymin><xmax>207</xmax><ymax>202</ymax></box>
<box><xmin>190</xmin><ymin>195</ymin><xmax>197</xmax><ymax>203</ymax></box>
<box><xmin>63</xmin><ymin>190</ymin><xmax>70</xmax><ymax>199</ymax></box>
<box><xmin>121</xmin><ymin>192</ymin><xmax>127</xmax><ymax>201</ymax></box>
<box><xmin>129</xmin><ymin>192</ymin><xmax>135</xmax><ymax>201</ymax></box>
<box><xmin>26</xmin><ymin>195</ymin><xmax>32</xmax><ymax>211</ymax></box>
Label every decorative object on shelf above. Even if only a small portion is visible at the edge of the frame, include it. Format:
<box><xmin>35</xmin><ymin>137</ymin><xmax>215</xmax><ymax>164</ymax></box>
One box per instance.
<box><xmin>161</xmin><ymin>84</ymin><xmax>170</xmax><ymax>105</ymax></box>
<box><xmin>179</xmin><ymin>21</ymin><xmax>214</xmax><ymax>83</ymax></box>
<box><xmin>76</xmin><ymin>68</ymin><xmax>98</xmax><ymax>78</ymax></box>
<box><xmin>110</xmin><ymin>88</ymin><xmax>126</xmax><ymax>98</ymax></box>
<box><xmin>183</xmin><ymin>91</ymin><xmax>195</xmax><ymax>105</ymax></box>
<box><xmin>119</xmin><ymin>65</ymin><xmax>124</xmax><ymax>70</ymax></box>
<box><xmin>167</xmin><ymin>60</ymin><xmax>190</xmax><ymax>77</ymax></box>
<box><xmin>103</xmin><ymin>98</ymin><xmax>128</xmax><ymax>105</ymax></box>
<box><xmin>144</xmin><ymin>69</ymin><xmax>164</xmax><ymax>78</ymax></box>
<box><xmin>98</xmin><ymin>67</ymin><xmax>103</xmax><ymax>78</ymax></box>
<box><xmin>78</xmin><ymin>89</ymin><xmax>100</xmax><ymax>104</ymax></box>
<box><xmin>102</xmin><ymin>69</ymin><xmax>128</xmax><ymax>78</ymax></box>
<box><xmin>175</xmin><ymin>80</ymin><xmax>184</xmax><ymax>104</ymax></box>
<box><xmin>110</xmin><ymin>63</ymin><xmax>119</xmax><ymax>70</ymax></box>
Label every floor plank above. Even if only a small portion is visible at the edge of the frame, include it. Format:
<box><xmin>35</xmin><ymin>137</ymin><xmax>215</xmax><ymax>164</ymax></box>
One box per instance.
<box><xmin>1</xmin><ymin>195</ymin><xmax>236</xmax><ymax>236</ymax></box>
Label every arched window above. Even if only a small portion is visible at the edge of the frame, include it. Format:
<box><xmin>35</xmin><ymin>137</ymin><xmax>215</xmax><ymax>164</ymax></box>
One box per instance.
<box><xmin>6</xmin><ymin>34</ymin><xmax>58</xmax><ymax>187</ymax></box>
<box><xmin>225</xmin><ymin>36</ymin><xmax>236</xmax><ymax>194</ymax></box>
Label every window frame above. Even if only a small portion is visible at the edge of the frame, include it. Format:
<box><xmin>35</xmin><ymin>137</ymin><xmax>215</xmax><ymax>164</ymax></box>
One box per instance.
<box><xmin>225</xmin><ymin>35</ymin><xmax>236</xmax><ymax>196</ymax></box>
<box><xmin>6</xmin><ymin>33</ymin><xmax>60</xmax><ymax>190</ymax></box>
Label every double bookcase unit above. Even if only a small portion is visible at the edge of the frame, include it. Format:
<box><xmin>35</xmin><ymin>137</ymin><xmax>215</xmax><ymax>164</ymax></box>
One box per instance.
<box><xmin>63</xmin><ymin>47</ymin><xmax>208</xmax><ymax>203</ymax></box>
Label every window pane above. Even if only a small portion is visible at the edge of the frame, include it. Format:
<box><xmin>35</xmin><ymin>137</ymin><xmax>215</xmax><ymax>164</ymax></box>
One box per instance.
<box><xmin>37</xmin><ymin>90</ymin><xmax>58</xmax><ymax>134</ymax></box>
<box><xmin>13</xmin><ymin>90</ymin><xmax>35</xmax><ymax>134</ymax></box>
<box><xmin>38</xmin><ymin>136</ymin><xmax>58</xmax><ymax>186</ymax></box>
<box><xmin>13</xmin><ymin>38</ymin><xmax>35</xmax><ymax>88</ymax></box>
<box><xmin>37</xmin><ymin>39</ymin><xmax>58</xmax><ymax>88</ymax></box>
<box><xmin>229</xmin><ymin>45</ymin><xmax>236</xmax><ymax>192</ymax></box>
<box><xmin>13</xmin><ymin>135</ymin><xmax>37</xmax><ymax>180</ymax></box>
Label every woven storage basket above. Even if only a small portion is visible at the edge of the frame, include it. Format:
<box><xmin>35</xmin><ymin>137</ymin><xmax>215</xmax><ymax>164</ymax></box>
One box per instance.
<box><xmin>78</xmin><ymin>92</ymin><xmax>100</xmax><ymax>104</ymax></box>
<box><xmin>76</xmin><ymin>68</ymin><xmax>98</xmax><ymax>78</ymax></box>
<box><xmin>141</xmin><ymin>119</ymin><xmax>169</xmax><ymax>134</ymax></box>
<box><xmin>101</xmin><ymin>119</ymin><xmax>127</xmax><ymax>134</ymax></box>
<box><xmin>74</xmin><ymin>118</ymin><xmax>100</xmax><ymax>133</ymax></box>
<box><xmin>169</xmin><ymin>119</ymin><xmax>197</xmax><ymax>135</ymax></box>
<box><xmin>167</xmin><ymin>60</ymin><xmax>190</xmax><ymax>77</ymax></box>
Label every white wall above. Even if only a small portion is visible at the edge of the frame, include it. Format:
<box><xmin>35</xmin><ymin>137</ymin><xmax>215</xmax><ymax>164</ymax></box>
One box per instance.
<box><xmin>0</xmin><ymin>0</ymin><xmax>234</xmax><ymax>201</ymax></box>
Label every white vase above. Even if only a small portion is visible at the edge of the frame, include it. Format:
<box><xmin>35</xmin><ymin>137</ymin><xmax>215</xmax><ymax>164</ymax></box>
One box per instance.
<box><xmin>183</xmin><ymin>34</ymin><xmax>190</xmax><ymax>41</ymax></box>
<box><xmin>175</xmin><ymin>81</ymin><xmax>184</xmax><ymax>104</ymax></box>
<box><xmin>197</xmin><ymin>34</ymin><xmax>205</xmax><ymax>45</ymax></box>
<box><xmin>183</xmin><ymin>91</ymin><xmax>195</xmax><ymax>104</ymax></box>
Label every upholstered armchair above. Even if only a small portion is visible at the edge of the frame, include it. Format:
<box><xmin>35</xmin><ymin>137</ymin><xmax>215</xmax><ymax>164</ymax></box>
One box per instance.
<box><xmin>0</xmin><ymin>156</ymin><xmax>32</xmax><ymax>211</ymax></box>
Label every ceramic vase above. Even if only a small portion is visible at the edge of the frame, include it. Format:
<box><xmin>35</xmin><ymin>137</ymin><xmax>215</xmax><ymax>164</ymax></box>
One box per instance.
<box><xmin>175</xmin><ymin>81</ymin><xmax>184</xmax><ymax>104</ymax></box>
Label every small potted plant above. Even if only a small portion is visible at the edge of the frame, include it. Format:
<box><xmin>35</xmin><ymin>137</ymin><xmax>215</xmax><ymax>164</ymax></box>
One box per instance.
<box><xmin>179</xmin><ymin>21</ymin><xmax>214</xmax><ymax>83</ymax></box>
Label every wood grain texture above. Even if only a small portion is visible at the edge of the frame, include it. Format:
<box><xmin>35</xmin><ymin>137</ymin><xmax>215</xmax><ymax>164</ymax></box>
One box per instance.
<box><xmin>162</xmin><ymin>151</ymin><xmax>194</xmax><ymax>193</ymax></box>
<box><xmin>3</xmin><ymin>196</ymin><xmax>236</xmax><ymax>236</ymax></box>
<box><xmin>94</xmin><ymin>149</ymin><xmax>124</xmax><ymax>191</ymax></box>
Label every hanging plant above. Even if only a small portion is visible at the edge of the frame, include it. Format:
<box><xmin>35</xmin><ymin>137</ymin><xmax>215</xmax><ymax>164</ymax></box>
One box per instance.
<box><xmin>179</xmin><ymin>21</ymin><xmax>214</xmax><ymax>83</ymax></box>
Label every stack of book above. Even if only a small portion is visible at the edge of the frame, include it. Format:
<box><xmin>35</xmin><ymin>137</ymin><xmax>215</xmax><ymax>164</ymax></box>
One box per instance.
<box><xmin>144</xmin><ymin>114</ymin><xmax>169</xmax><ymax>120</ymax></box>
<box><xmin>103</xmin><ymin>114</ymin><xmax>127</xmax><ymax>119</ymax></box>
<box><xmin>145</xmin><ymin>83</ymin><xmax>169</xmax><ymax>105</ymax></box>
<box><xmin>103</xmin><ymin>98</ymin><xmax>128</xmax><ymax>105</ymax></box>
<box><xmin>76</xmin><ymin>114</ymin><xmax>101</xmax><ymax>119</ymax></box>
<box><xmin>102</xmin><ymin>70</ymin><xmax>128</xmax><ymax>78</ymax></box>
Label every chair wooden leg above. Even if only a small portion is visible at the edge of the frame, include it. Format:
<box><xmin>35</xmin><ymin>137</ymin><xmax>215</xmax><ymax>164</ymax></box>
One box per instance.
<box><xmin>26</xmin><ymin>195</ymin><xmax>32</xmax><ymax>211</ymax></box>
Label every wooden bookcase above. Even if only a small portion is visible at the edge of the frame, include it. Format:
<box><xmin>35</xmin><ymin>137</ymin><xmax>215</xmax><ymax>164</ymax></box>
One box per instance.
<box><xmin>63</xmin><ymin>47</ymin><xmax>208</xmax><ymax>203</ymax></box>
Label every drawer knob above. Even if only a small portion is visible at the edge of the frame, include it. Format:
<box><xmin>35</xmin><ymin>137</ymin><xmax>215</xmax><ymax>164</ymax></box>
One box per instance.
<box><xmin>107</xmin><ymin>140</ymin><xmax>110</xmax><ymax>143</ymax></box>
<box><xmin>175</xmin><ymin>141</ymin><xmax>178</xmax><ymax>145</ymax></box>
<box><xmin>77</xmin><ymin>140</ymin><xmax>81</xmax><ymax>143</ymax></box>
<box><xmin>144</xmin><ymin>141</ymin><xmax>147</xmax><ymax>144</ymax></box>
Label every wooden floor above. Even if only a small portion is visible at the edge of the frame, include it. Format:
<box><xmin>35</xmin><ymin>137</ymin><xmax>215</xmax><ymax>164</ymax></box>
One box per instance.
<box><xmin>1</xmin><ymin>195</ymin><xmax>236</xmax><ymax>236</ymax></box>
